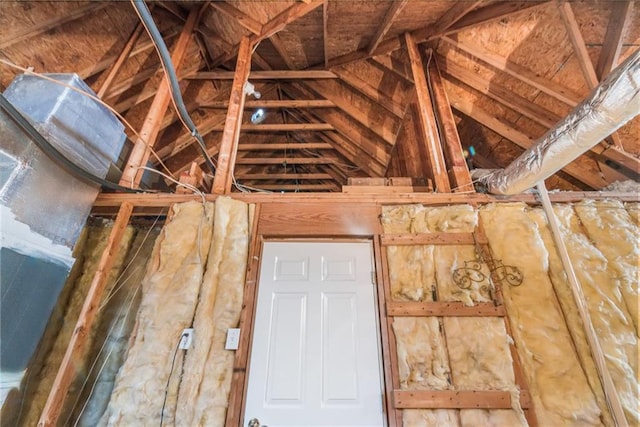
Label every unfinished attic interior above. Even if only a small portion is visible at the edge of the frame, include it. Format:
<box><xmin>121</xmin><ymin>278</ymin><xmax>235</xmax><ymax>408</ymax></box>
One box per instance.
<box><xmin>0</xmin><ymin>0</ymin><xmax>639</xmax><ymax>426</ymax></box>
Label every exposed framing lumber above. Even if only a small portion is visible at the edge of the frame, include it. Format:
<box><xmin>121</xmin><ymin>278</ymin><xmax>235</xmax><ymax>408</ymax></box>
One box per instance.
<box><xmin>405</xmin><ymin>33</ymin><xmax>451</xmax><ymax>192</ymax></box>
<box><xmin>368</xmin><ymin>0</ymin><xmax>408</xmax><ymax>54</ymax></box>
<box><xmin>187</xmin><ymin>70</ymin><xmax>337</xmax><ymax>79</ymax></box>
<box><xmin>440</xmin><ymin>36</ymin><xmax>582</xmax><ymax>106</ymax></box>
<box><xmin>328</xmin><ymin>1</ymin><xmax>544</xmax><ymax>68</ymax></box>
<box><xmin>0</xmin><ymin>2</ymin><xmax>109</xmax><ymax>49</ymax></box>
<box><xmin>333</xmin><ymin>68</ymin><xmax>407</xmax><ymax>118</ymax></box>
<box><xmin>200</xmin><ymin>99</ymin><xmax>335</xmax><ymax>109</ymax></box>
<box><xmin>269</xmin><ymin>34</ymin><xmax>298</xmax><ymax>69</ymax></box>
<box><xmin>596</xmin><ymin>1</ymin><xmax>634</xmax><ymax>80</ymax></box>
<box><xmin>557</xmin><ymin>1</ymin><xmax>624</xmax><ymax>149</ymax></box>
<box><xmin>447</xmin><ymin>90</ymin><xmax>609</xmax><ymax>190</ymax></box>
<box><xmin>370</xmin><ymin>56</ymin><xmax>414</xmax><ymax>84</ymax></box>
<box><xmin>38</xmin><ymin>202</ymin><xmax>133</xmax><ymax>426</ymax></box>
<box><xmin>209</xmin><ymin>1</ymin><xmax>262</xmax><ymax>35</ymax></box>
<box><xmin>412</xmin><ymin>0</ymin><xmax>484</xmax><ymax>41</ymax></box>
<box><xmin>256</xmin><ymin>0</ymin><xmax>323</xmax><ymax>43</ymax></box>
<box><xmin>427</xmin><ymin>55</ymin><xmax>473</xmax><ymax>192</ymax></box>
<box><xmin>323</xmin><ymin>0</ymin><xmax>329</xmax><ymax>68</ymax></box>
<box><xmin>237</xmin><ymin>183</ymin><xmax>336</xmax><ymax>191</ymax></box>
<box><xmin>119</xmin><ymin>6</ymin><xmax>201</xmax><ymax>187</ymax></box>
<box><xmin>241</xmin><ymin>123</ymin><xmax>335</xmax><ymax>131</ymax></box>
<box><xmin>387</xmin><ymin>301</ymin><xmax>505</xmax><ymax>317</ymax></box>
<box><xmin>393</xmin><ymin>390</ymin><xmax>530</xmax><ymax>409</ymax></box>
<box><xmin>381</xmin><ymin>232</ymin><xmax>478</xmax><ymax>246</ymax></box>
<box><xmin>238</xmin><ymin>143</ymin><xmax>333</xmax><ymax>151</ymax></box>
<box><xmin>97</xmin><ymin>23</ymin><xmax>145</xmax><ymax>98</ymax></box>
<box><xmin>235</xmin><ymin>157</ymin><xmax>339</xmax><ymax>165</ymax></box>
<box><xmin>237</xmin><ymin>173</ymin><xmax>332</xmax><ymax>180</ymax></box>
<box><xmin>212</xmin><ymin>36</ymin><xmax>252</xmax><ymax>194</ymax></box>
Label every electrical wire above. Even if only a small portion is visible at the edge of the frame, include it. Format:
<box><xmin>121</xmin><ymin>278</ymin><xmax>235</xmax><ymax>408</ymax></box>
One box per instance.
<box><xmin>0</xmin><ymin>94</ymin><xmax>150</xmax><ymax>193</ymax></box>
<box><xmin>160</xmin><ymin>333</ymin><xmax>187</xmax><ymax>427</ymax></box>
<box><xmin>130</xmin><ymin>0</ymin><xmax>217</xmax><ymax>176</ymax></box>
<box><xmin>137</xmin><ymin>166</ymin><xmax>207</xmax><ymax>204</ymax></box>
<box><xmin>0</xmin><ymin>58</ymin><xmax>176</xmax><ymax>181</ymax></box>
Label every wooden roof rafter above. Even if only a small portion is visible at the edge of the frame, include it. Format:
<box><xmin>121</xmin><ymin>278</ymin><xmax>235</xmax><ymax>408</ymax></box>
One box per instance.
<box><xmin>596</xmin><ymin>1</ymin><xmax>634</xmax><ymax>80</ymax></box>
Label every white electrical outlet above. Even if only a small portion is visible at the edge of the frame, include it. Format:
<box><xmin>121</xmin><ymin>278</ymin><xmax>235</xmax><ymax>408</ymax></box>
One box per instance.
<box><xmin>179</xmin><ymin>328</ymin><xmax>194</xmax><ymax>350</ymax></box>
<box><xmin>225</xmin><ymin>328</ymin><xmax>240</xmax><ymax>350</ymax></box>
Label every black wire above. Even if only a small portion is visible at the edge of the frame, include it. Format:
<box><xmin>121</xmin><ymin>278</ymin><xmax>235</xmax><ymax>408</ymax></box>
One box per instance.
<box><xmin>132</xmin><ymin>0</ymin><xmax>217</xmax><ymax>176</ymax></box>
<box><xmin>159</xmin><ymin>333</ymin><xmax>186</xmax><ymax>427</ymax></box>
<box><xmin>0</xmin><ymin>94</ymin><xmax>147</xmax><ymax>193</ymax></box>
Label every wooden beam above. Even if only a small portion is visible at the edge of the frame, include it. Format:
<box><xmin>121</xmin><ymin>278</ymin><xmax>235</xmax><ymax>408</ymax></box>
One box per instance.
<box><xmin>381</xmin><ymin>232</ymin><xmax>478</xmax><ymax>246</ymax></box>
<box><xmin>235</xmin><ymin>157</ymin><xmax>339</xmax><ymax>165</ymax></box>
<box><xmin>444</xmin><ymin>1</ymin><xmax>546</xmax><ymax>35</ymax></box>
<box><xmin>209</xmin><ymin>1</ymin><xmax>262</xmax><ymax>35</ymax></box>
<box><xmin>213</xmin><ymin>36</ymin><xmax>252</xmax><ymax>194</ymax></box>
<box><xmin>97</xmin><ymin>23</ymin><xmax>145</xmax><ymax>98</ymax></box>
<box><xmin>38</xmin><ymin>202</ymin><xmax>133</xmax><ymax>426</ymax></box>
<box><xmin>393</xmin><ymin>390</ymin><xmax>530</xmax><ymax>409</ymax></box>
<box><xmin>440</xmin><ymin>36</ymin><xmax>582</xmax><ymax>106</ymax></box>
<box><xmin>405</xmin><ymin>34</ymin><xmax>451</xmax><ymax>192</ymax></box>
<box><xmin>188</xmin><ymin>70</ymin><xmax>337</xmax><ymax>79</ymax></box>
<box><xmin>119</xmin><ymin>6</ymin><xmax>201</xmax><ymax>187</ymax></box>
<box><xmin>200</xmin><ymin>99</ymin><xmax>335</xmax><ymax>109</ymax></box>
<box><xmin>370</xmin><ymin>56</ymin><xmax>414</xmax><ymax>84</ymax></box>
<box><xmin>412</xmin><ymin>0</ymin><xmax>484</xmax><ymax>41</ymax></box>
<box><xmin>254</xmin><ymin>0</ymin><xmax>323</xmax><ymax>43</ymax></box>
<box><xmin>557</xmin><ymin>1</ymin><xmax>624</xmax><ymax>150</ymax></box>
<box><xmin>0</xmin><ymin>3</ymin><xmax>109</xmax><ymax>49</ymax></box>
<box><xmin>241</xmin><ymin>123</ymin><xmax>334</xmax><ymax>131</ymax></box>
<box><xmin>237</xmin><ymin>183</ymin><xmax>335</xmax><ymax>191</ymax></box>
<box><xmin>333</xmin><ymin>68</ymin><xmax>407</xmax><ymax>118</ymax></box>
<box><xmin>323</xmin><ymin>0</ymin><xmax>329</xmax><ymax>68</ymax></box>
<box><xmin>596</xmin><ymin>1</ymin><xmax>634</xmax><ymax>80</ymax></box>
<box><xmin>447</xmin><ymin>90</ymin><xmax>609</xmax><ymax>190</ymax></box>
<box><xmin>238</xmin><ymin>143</ymin><xmax>333</xmax><ymax>151</ymax></box>
<box><xmin>428</xmin><ymin>55</ymin><xmax>473</xmax><ymax>192</ymax></box>
<box><xmin>237</xmin><ymin>173</ymin><xmax>332</xmax><ymax>180</ymax></box>
<box><xmin>368</xmin><ymin>0</ymin><xmax>408</xmax><ymax>54</ymax></box>
<box><xmin>387</xmin><ymin>301</ymin><xmax>505</xmax><ymax>317</ymax></box>
<box><xmin>269</xmin><ymin>34</ymin><xmax>298</xmax><ymax>69</ymax></box>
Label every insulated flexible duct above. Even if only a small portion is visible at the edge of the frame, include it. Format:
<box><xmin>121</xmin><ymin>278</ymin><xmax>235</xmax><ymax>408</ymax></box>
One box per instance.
<box><xmin>131</xmin><ymin>0</ymin><xmax>217</xmax><ymax>175</ymax></box>
<box><xmin>472</xmin><ymin>49</ymin><xmax>640</xmax><ymax>194</ymax></box>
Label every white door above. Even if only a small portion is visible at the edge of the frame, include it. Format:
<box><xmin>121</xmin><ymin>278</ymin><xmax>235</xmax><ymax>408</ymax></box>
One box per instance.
<box><xmin>244</xmin><ymin>242</ymin><xmax>384</xmax><ymax>427</ymax></box>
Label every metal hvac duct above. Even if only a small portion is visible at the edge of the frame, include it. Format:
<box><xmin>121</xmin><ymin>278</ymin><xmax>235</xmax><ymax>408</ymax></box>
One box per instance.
<box><xmin>471</xmin><ymin>49</ymin><xmax>640</xmax><ymax>195</ymax></box>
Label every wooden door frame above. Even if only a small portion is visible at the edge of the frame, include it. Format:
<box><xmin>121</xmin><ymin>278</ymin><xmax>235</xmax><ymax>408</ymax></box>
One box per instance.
<box><xmin>226</xmin><ymin>234</ymin><xmax>395</xmax><ymax>427</ymax></box>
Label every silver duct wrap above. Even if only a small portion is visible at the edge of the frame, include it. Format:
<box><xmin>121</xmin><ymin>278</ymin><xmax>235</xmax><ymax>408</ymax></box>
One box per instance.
<box><xmin>472</xmin><ymin>49</ymin><xmax>640</xmax><ymax>195</ymax></box>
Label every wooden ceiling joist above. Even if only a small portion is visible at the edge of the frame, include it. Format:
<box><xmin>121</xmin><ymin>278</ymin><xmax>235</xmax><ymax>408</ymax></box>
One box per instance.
<box><xmin>405</xmin><ymin>33</ymin><xmax>451</xmax><ymax>193</ymax></box>
<box><xmin>200</xmin><ymin>99</ymin><xmax>335</xmax><ymax>109</ymax></box>
<box><xmin>596</xmin><ymin>1</ymin><xmax>634</xmax><ymax>80</ymax></box>
<box><xmin>119</xmin><ymin>5</ymin><xmax>202</xmax><ymax>187</ymax></box>
<box><xmin>0</xmin><ymin>2</ymin><xmax>109</xmax><ymax>49</ymax></box>
<box><xmin>236</xmin><ymin>183</ymin><xmax>337</xmax><ymax>191</ymax></box>
<box><xmin>237</xmin><ymin>173</ymin><xmax>333</xmax><ymax>180</ymax></box>
<box><xmin>238</xmin><ymin>143</ymin><xmax>333</xmax><ymax>151</ymax></box>
<box><xmin>235</xmin><ymin>157</ymin><xmax>338</xmax><ymax>165</ymax></box>
<box><xmin>323</xmin><ymin>0</ymin><xmax>329</xmax><ymax>68</ymax></box>
<box><xmin>448</xmin><ymin>91</ymin><xmax>608</xmax><ymax>190</ymax></box>
<box><xmin>187</xmin><ymin>70</ymin><xmax>337</xmax><ymax>80</ymax></box>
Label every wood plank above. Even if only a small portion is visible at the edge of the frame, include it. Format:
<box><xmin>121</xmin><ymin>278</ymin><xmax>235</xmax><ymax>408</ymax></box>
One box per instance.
<box><xmin>596</xmin><ymin>1</ymin><xmax>634</xmax><ymax>80</ymax></box>
<box><xmin>368</xmin><ymin>0</ymin><xmax>409</xmax><ymax>54</ymax></box>
<box><xmin>238</xmin><ymin>173</ymin><xmax>332</xmax><ymax>180</ymax></box>
<box><xmin>235</xmin><ymin>157</ymin><xmax>338</xmax><ymax>165</ymax></box>
<box><xmin>447</xmin><ymin>90</ymin><xmax>609</xmax><ymax>190</ymax></box>
<box><xmin>405</xmin><ymin>33</ymin><xmax>451</xmax><ymax>192</ymax></box>
<box><xmin>258</xmin><ymin>203</ymin><xmax>381</xmax><ymax>235</ymax></box>
<box><xmin>440</xmin><ymin>36</ymin><xmax>583</xmax><ymax>106</ymax></box>
<box><xmin>428</xmin><ymin>55</ymin><xmax>473</xmax><ymax>192</ymax></box>
<box><xmin>0</xmin><ymin>3</ymin><xmax>109</xmax><ymax>49</ymax></box>
<box><xmin>239</xmin><ymin>183</ymin><xmax>336</xmax><ymax>191</ymax></box>
<box><xmin>394</xmin><ymin>390</ymin><xmax>515</xmax><ymax>409</ymax></box>
<box><xmin>323</xmin><ymin>0</ymin><xmax>329</xmax><ymax>68</ymax></box>
<box><xmin>210</xmin><ymin>1</ymin><xmax>262</xmax><ymax>35</ymax></box>
<box><xmin>342</xmin><ymin>185</ymin><xmax>417</xmax><ymax>194</ymax></box>
<box><xmin>255</xmin><ymin>0</ymin><xmax>323</xmax><ymax>43</ymax></box>
<box><xmin>201</xmin><ymin>99</ymin><xmax>335</xmax><ymax>109</ymax></box>
<box><xmin>119</xmin><ymin>6</ymin><xmax>201</xmax><ymax>187</ymax></box>
<box><xmin>333</xmin><ymin>68</ymin><xmax>407</xmax><ymax>118</ymax></box>
<box><xmin>413</xmin><ymin>0</ymin><xmax>484</xmax><ymax>40</ymax></box>
<box><xmin>238</xmin><ymin>143</ymin><xmax>333</xmax><ymax>151</ymax></box>
<box><xmin>381</xmin><ymin>233</ymin><xmax>478</xmax><ymax>246</ymax></box>
<box><xmin>156</xmin><ymin>115</ymin><xmax>226</xmax><ymax>160</ymax></box>
<box><xmin>444</xmin><ymin>1</ymin><xmax>546</xmax><ymax>35</ymax></box>
<box><xmin>370</xmin><ymin>56</ymin><xmax>414</xmax><ymax>84</ymax></box>
<box><xmin>225</xmin><ymin>207</ymin><xmax>262</xmax><ymax>427</ymax></box>
<box><xmin>269</xmin><ymin>33</ymin><xmax>298</xmax><ymax>69</ymax></box>
<box><xmin>97</xmin><ymin>23</ymin><xmax>145</xmax><ymax>98</ymax></box>
<box><xmin>213</xmin><ymin>36</ymin><xmax>252</xmax><ymax>194</ymax></box>
<box><xmin>387</xmin><ymin>301</ymin><xmax>505</xmax><ymax>317</ymax></box>
<box><xmin>373</xmin><ymin>237</ymin><xmax>400</xmax><ymax>427</ymax></box>
<box><xmin>38</xmin><ymin>202</ymin><xmax>133</xmax><ymax>426</ymax></box>
<box><xmin>188</xmin><ymin>70</ymin><xmax>337</xmax><ymax>79</ymax></box>
<box><xmin>241</xmin><ymin>123</ymin><xmax>335</xmax><ymax>131</ymax></box>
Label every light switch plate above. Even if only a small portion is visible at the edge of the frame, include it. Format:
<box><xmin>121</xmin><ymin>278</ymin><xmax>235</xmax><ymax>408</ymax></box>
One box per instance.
<box><xmin>225</xmin><ymin>328</ymin><xmax>241</xmax><ymax>350</ymax></box>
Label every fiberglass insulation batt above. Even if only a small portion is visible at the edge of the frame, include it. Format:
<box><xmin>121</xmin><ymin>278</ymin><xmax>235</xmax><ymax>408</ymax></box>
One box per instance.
<box><xmin>99</xmin><ymin>198</ymin><xmax>250</xmax><ymax>427</ymax></box>
<box><xmin>382</xmin><ymin>205</ymin><xmax>525</xmax><ymax>426</ymax></box>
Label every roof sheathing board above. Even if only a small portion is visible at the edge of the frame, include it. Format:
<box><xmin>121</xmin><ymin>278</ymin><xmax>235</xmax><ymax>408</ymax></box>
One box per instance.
<box><xmin>385</xmin><ymin>0</ymin><xmax>451</xmax><ymax>38</ymax></box>
<box><xmin>277</xmin><ymin>7</ymin><xmax>325</xmax><ymax>69</ymax></box>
